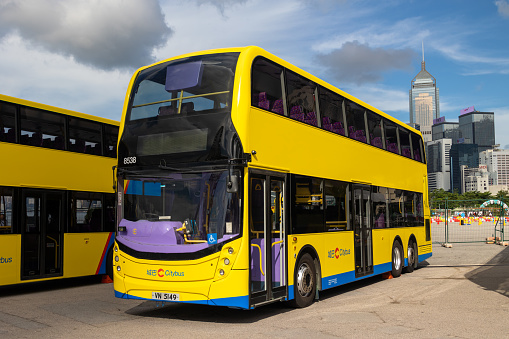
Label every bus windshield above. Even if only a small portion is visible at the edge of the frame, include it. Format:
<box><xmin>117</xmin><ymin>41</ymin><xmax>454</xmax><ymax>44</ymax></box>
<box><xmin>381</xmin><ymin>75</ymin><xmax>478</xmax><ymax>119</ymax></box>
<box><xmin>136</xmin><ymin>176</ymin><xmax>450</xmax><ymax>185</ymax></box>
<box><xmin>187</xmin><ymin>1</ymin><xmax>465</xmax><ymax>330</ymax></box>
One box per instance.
<box><xmin>128</xmin><ymin>53</ymin><xmax>239</xmax><ymax>121</ymax></box>
<box><xmin>117</xmin><ymin>170</ymin><xmax>240</xmax><ymax>255</ymax></box>
<box><xmin>119</xmin><ymin>53</ymin><xmax>240</xmax><ymax>165</ymax></box>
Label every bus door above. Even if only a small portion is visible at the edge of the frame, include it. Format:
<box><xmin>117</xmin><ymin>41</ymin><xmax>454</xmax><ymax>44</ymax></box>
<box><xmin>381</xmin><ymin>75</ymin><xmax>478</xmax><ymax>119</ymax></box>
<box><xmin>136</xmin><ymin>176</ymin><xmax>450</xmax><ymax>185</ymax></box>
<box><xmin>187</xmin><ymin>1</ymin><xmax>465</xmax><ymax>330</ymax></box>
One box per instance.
<box><xmin>21</xmin><ymin>190</ymin><xmax>64</xmax><ymax>279</ymax></box>
<box><xmin>353</xmin><ymin>185</ymin><xmax>374</xmax><ymax>277</ymax></box>
<box><xmin>249</xmin><ymin>172</ymin><xmax>287</xmax><ymax>307</ymax></box>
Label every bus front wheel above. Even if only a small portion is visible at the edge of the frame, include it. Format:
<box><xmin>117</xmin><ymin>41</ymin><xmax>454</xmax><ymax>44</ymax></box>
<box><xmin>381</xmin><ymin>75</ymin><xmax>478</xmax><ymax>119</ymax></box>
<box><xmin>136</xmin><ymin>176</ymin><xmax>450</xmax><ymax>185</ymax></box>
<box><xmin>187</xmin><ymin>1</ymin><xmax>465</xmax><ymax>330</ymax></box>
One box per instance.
<box><xmin>292</xmin><ymin>253</ymin><xmax>316</xmax><ymax>308</ymax></box>
<box><xmin>391</xmin><ymin>241</ymin><xmax>403</xmax><ymax>278</ymax></box>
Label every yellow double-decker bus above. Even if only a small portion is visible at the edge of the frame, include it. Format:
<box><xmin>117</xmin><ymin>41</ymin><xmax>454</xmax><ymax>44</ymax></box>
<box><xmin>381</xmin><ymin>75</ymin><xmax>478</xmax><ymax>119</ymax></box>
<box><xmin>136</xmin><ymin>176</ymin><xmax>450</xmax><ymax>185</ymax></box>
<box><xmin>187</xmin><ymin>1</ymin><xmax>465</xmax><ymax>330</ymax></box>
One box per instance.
<box><xmin>113</xmin><ymin>46</ymin><xmax>431</xmax><ymax>309</ymax></box>
<box><xmin>0</xmin><ymin>94</ymin><xmax>119</xmax><ymax>286</ymax></box>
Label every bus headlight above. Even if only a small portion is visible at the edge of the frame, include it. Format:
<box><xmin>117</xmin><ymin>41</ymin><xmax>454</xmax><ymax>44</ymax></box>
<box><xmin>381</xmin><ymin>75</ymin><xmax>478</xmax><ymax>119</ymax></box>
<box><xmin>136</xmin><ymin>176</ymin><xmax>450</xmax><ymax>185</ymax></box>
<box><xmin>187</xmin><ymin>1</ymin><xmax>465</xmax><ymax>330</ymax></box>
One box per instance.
<box><xmin>228</xmin><ymin>247</ymin><xmax>234</xmax><ymax>254</ymax></box>
<box><xmin>117</xmin><ymin>266</ymin><xmax>121</xmax><ymax>271</ymax></box>
<box><xmin>224</xmin><ymin>258</ymin><xmax>230</xmax><ymax>265</ymax></box>
<box><xmin>219</xmin><ymin>269</ymin><xmax>225</xmax><ymax>276</ymax></box>
<box><xmin>114</xmin><ymin>246</ymin><xmax>118</xmax><ymax>252</ymax></box>
<box><xmin>115</xmin><ymin>256</ymin><xmax>119</xmax><ymax>262</ymax></box>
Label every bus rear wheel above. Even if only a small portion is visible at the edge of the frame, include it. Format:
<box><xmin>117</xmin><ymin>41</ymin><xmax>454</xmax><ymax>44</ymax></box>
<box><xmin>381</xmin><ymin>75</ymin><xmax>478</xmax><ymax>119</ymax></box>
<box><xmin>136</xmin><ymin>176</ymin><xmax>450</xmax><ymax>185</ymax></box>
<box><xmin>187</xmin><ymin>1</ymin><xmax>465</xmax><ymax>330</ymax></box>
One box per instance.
<box><xmin>391</xmin><ymin>241</ymin><xmax>403</xmax><ymax>278</ymax></box>
<box><xmin>292</xmin><ymin>253</ymin><xmax>316</xmax><ymax>308</ymax></box>
<box><xmin>405</xmin><ymin>240</ymin><xmax>418</xmax><ymax>273</ymax></box>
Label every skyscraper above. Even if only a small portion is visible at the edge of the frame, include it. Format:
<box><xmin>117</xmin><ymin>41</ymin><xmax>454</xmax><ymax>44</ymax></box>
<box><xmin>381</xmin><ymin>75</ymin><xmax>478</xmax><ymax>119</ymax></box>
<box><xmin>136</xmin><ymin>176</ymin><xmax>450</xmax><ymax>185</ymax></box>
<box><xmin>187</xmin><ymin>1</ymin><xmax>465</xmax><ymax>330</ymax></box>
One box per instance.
<box><xmin>458</xmin><ymin>109</ymin><xmax>495</xmax><ymax>153</ymax></box>
<box><xmin>409</xmin><ymin>45</ymin><xmax>440</xmax><ymax>142</ymax></box>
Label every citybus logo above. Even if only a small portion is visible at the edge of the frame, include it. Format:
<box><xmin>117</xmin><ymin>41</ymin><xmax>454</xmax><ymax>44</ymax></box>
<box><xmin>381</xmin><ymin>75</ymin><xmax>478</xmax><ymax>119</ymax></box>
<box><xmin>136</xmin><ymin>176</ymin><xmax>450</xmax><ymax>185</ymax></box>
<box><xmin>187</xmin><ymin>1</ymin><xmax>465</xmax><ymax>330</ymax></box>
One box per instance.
<box><xmin>328</xmin><ymin>248</ymin><xmax>350</xmax><ymax>259</ymax></box>
<box><xmin>0</xmin><ymin>257</ymin><xmax>13</xmax><ymax>264</ymax></box>
<box><xmin>147</xmin><ymin>269</ymin><xmax>184</xmax><ymax>277</ymax></box>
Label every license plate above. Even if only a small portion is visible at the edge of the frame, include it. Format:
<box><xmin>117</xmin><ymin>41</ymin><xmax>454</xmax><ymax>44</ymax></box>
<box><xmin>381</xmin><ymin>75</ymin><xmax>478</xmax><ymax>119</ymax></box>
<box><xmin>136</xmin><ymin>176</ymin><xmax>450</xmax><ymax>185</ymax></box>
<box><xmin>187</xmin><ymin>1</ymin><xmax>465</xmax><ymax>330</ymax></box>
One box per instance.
<box><xmin>152</xmin><ymin>292</ymin><xmax>179</xmax><ymax>301</ymax></box>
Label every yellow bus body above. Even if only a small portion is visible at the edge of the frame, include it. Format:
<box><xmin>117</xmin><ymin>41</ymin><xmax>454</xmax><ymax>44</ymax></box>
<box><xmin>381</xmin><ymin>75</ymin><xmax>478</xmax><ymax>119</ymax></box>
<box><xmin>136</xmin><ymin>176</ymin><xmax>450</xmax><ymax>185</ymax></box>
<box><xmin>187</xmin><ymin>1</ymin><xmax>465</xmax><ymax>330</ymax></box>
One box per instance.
<box><xmin>114</xmin><ymin>47</ymin><xmax>431</xmax><ymax>309</ymax></box>
<box><xmin>0</xmin><ymin>94</ymin><xmax>118</xmax><ymax>287</ymax></box>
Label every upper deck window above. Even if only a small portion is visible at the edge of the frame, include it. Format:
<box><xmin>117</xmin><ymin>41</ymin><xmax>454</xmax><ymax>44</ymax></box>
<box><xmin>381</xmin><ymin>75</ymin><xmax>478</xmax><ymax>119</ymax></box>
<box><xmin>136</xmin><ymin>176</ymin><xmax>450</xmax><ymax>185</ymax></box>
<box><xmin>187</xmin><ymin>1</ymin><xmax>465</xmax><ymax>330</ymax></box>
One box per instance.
<box><xmin>384</xmin><ymin>119</ymin><xmax>399</xmax><ymax>154</ymax></box>
<box><xmin>68</xmin><ymin>117</ymin><xmax>102</xmax><ymax>155</ymax></box>
<box><xmin>128</xmin><ymin>53</ymin><xmax>239</xmax><ymax>121</ymax></box>
<box><xmin>20</xmin><ymin>107</ymin><xmax>65</xmax><ymax>150</ymax></box>
<box><xmin>399</xmin><ymin>127</ymin><xmax>412</xmax><ymax>159</ymax></box>
<box><xmin>344</xmin><ymin>100</ymin><xmax>367</xmax><ymax>143</ymax></box>
<box><xmin>411</xmin><ymin>132</ymin><xmax>424</xmax><ymax>163</ymax></box>
<box><xmin>286</xmin><ymin>71</ymin><xmax>318</xmax><ymax>126</ymax></box>
<box><xmin>251</xmin><ymin>58</ymin><xmax>284</xmax><ymax>115</ymax></box>
<box><xmin>0</xmin><ymin>102</ymin><xmax>16</xmax><ymax>143</ymax></box>
<box><xmin>366</xmin><ymin>110</ymin><xmax>383</xmax><ymax>149</ymax></box>
<box><xmin>319</xmin><ymin>88</ymin><xmax>345</xmax><ymax>136</ymax></box>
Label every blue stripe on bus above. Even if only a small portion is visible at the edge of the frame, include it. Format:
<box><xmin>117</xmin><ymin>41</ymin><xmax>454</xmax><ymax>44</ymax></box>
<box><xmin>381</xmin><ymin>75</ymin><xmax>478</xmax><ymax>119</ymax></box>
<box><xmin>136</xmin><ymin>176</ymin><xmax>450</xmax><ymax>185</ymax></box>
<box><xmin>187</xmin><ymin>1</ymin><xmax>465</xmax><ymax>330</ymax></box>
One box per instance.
<box><xmin>115</xmin><ymin>253</ymin><xmax>433</xmax><ymax>307</ymax></box>
<box><xmin>96</xmin><ymin>233</ymin><xmax>115</xmax><ymax>275</ymax></box>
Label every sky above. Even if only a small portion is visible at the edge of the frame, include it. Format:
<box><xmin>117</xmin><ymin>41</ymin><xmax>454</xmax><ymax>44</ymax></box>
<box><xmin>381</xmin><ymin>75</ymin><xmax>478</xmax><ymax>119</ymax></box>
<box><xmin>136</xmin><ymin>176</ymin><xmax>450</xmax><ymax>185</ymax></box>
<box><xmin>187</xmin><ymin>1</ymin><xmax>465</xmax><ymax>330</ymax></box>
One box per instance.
<box><xmin>1</xmin><ymin>0</ymin><xmax>509</xmax><ymax>148</ymax></box>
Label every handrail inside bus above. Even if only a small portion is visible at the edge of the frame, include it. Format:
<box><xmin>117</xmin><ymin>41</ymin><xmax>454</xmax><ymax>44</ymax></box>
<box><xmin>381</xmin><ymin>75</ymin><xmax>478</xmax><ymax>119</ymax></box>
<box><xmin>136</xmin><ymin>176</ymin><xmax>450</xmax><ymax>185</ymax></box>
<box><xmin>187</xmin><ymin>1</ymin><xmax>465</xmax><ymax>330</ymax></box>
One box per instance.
<box><xmin>271</xmin><ymin>240</ymin><xmax>283</xmax><ymax>248</ymax></box>
<box><xmin>132</xmin><ymin>90</ymin><xmax>230</xmax><ymax>109</ymax></box>
<box><xmin>46</xmin><ymin>235</ymin><xmax>59</xmax><ymax>268</ymax></box>
<box><xmin>250</xmin><ymin>243</ymin><xmax>264</xmax><ymax>276</ymax></box>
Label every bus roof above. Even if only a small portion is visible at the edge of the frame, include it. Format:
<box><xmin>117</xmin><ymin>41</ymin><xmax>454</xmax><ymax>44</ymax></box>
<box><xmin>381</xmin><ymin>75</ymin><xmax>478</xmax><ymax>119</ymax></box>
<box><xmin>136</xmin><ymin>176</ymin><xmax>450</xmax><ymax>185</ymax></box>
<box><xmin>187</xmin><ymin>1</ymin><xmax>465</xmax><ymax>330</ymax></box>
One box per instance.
<box><xmin>136</xmin><ymin>46</ymin><xmax>421</xmax><ymax>136</ymax></box>
<box><xmin>0</xmin><ymin>93</ymin><xmax>119</xmax><ymax>126</ymax></box>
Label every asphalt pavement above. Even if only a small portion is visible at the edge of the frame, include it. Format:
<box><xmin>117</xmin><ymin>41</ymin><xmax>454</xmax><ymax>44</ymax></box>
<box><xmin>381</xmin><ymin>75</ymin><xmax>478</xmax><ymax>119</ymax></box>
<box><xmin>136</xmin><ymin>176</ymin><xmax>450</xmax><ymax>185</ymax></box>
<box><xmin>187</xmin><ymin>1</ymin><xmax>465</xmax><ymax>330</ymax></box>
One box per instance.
<box><xmin>1</xmin><ymin>243</ymin><xmax>508</xmax><ymax>338</ymax></box>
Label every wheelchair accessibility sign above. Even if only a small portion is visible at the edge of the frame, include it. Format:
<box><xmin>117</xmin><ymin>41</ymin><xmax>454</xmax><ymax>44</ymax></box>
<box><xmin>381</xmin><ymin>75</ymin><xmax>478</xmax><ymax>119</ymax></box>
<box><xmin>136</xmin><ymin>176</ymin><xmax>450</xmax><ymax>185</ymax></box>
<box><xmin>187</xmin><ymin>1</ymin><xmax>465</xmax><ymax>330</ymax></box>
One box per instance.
<box><xmin>207</xmin><ymin>233</ymin><xmax>217</xmax><ymax>244</ymax></box>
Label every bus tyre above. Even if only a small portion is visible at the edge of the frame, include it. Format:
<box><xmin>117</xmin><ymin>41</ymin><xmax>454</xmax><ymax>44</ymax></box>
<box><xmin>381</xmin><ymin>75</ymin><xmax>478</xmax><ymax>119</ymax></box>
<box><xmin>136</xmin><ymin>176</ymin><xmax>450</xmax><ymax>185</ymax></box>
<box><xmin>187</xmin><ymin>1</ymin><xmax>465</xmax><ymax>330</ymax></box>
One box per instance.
<box><xmin>405</xmin><ymin>241</ymin><xmax>418</xmax><ymax>273</ymax></box>
<box><xmin>391</xmin><ymin>241</ymin><xmax>403</xmax><ymax>278</ymax></box>
<box><xmin>292</xmin><ymin>253</ymin><xmax>316</xmax><ymax>308</ymax></box>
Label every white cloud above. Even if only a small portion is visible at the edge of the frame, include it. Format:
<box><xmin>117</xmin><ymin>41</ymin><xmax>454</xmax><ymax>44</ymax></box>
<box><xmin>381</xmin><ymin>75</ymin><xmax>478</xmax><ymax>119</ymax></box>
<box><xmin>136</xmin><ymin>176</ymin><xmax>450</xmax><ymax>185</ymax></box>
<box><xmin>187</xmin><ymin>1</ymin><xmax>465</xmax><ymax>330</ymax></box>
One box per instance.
<box><xmin>315</xmin><ymin>41</ymin><xmax>416</xmax><ymax>85</ymax></box>
<box><xmin>495</xmin><ymin>0</ymin><xmax>509</xmax><ymax>18</ymax></box>
<box><xmin>0</xmin><ymin>0</ymin><xmax>171</xmax><ymax>70</ymax></box>
<box><xmin>0</xmin><ymin>34</ymin><xmax>129</xmax><ymax>120</ymax></box>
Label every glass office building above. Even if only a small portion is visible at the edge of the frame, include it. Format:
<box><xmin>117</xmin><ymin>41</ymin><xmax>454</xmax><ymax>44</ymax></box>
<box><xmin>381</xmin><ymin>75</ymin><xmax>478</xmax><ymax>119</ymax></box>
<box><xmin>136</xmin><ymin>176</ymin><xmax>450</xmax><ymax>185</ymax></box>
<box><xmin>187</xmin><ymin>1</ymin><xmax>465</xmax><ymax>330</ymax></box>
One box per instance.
<box><xmin>458</xmin><ymin>111</ymin><xmax>495</xmax><ymax>153</ymax></box>
<box><xmin>450</xmin><ymin>143</ymin><xmax>479</xmax><ymax>193</ymax></box>
<box><xmin>410</xmin><ymin>60</ymin><xmax>440</xmax><ymax>142</ymax></box>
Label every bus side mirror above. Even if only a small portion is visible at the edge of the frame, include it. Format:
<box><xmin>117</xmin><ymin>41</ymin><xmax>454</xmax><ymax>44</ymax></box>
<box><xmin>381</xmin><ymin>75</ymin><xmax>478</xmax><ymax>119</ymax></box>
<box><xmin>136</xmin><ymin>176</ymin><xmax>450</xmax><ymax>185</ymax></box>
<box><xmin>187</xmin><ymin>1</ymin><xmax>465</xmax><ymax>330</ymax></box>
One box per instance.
<box><xmin>227</xmin><ymin>174</ymin><xmax>239</xmax><ymax>193</ymax></box>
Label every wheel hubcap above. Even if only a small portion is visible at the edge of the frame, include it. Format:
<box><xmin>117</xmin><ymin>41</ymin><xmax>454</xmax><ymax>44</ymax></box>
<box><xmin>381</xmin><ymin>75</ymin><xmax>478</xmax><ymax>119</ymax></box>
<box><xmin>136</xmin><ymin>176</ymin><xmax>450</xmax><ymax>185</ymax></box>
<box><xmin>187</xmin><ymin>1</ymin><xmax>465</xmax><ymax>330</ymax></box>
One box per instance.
<box><xmin>296</xmin><ymin>263</ymin><xmax>313</xmax><ymax>297</ymax></box>
<box><xmin>408</xmin><ymin>245</ymin><xmax>415</xmax><ymax>266</ymax></box>
<box><xmin>393</xmin><ymin>246</ymin><xmax>401</xmax><ymax>270</ymax></box>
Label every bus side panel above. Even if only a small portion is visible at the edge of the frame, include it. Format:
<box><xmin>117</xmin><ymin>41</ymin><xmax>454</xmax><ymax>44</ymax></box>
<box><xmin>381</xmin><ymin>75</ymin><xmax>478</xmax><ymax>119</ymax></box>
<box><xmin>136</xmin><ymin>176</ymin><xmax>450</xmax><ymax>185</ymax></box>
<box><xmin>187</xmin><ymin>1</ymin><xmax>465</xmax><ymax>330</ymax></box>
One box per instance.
<box><xmin>372</xmin><ymin>229</ymin><xmax>391</xmax><ymax>270</ymax></box>
<box><xmin>63</xmin><ymin>232</ymin><xmax>113</xmax><ymax>278</ymax></box>
<box><xmin>0</xmin><ymin>143</ymin><xmax>115</xmax><ymax>193</ymax></box>
<box><xmin>0</xmin><ymin>235</ymin><xmax>21</xmax><ymax>286</ymax></box>
<box><xmin>288</xmin><ymin>233</ymin><xmax>355</xmax><ymax>291</ymax></box>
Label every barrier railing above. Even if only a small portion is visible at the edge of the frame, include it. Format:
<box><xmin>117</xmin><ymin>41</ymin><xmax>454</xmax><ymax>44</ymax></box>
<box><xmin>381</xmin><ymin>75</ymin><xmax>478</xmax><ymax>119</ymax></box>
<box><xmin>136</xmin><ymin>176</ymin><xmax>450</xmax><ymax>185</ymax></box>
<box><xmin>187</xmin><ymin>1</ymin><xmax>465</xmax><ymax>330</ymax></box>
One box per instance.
<box><xmin>430</xmin><ymin>199</ymin><xmax>507</xmax><ymax>244</ymax></box>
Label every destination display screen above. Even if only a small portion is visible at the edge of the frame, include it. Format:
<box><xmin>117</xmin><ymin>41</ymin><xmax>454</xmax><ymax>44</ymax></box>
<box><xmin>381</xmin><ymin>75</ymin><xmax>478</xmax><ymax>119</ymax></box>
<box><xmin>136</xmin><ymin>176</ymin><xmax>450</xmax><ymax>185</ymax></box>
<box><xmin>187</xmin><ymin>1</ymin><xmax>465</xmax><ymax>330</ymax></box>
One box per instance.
<box><xmin>137</xmin><ymin>129</ymin><xmax>208</xmax><ymax>156</ymax></box>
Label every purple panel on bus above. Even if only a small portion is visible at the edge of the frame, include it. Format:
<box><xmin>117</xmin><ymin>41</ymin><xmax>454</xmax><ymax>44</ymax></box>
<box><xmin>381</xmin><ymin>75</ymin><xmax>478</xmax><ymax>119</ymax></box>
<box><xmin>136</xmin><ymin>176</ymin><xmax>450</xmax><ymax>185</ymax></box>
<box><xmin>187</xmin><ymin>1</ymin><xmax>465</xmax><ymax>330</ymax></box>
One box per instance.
<box><xmin>116</xmin><ymin>219</ymin><xmax>237</xmax><ymax>254</ymax></box>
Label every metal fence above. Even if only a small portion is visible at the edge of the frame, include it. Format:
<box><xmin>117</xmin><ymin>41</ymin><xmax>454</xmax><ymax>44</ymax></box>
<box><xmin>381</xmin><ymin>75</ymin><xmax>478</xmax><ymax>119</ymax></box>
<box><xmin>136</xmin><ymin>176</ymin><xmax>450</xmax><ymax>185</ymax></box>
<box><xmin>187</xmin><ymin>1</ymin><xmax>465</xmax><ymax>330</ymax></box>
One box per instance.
<box><xmin>430</xmin><ymin>199</ymin><xmax>508</xmax><ymax>244</ymax></box>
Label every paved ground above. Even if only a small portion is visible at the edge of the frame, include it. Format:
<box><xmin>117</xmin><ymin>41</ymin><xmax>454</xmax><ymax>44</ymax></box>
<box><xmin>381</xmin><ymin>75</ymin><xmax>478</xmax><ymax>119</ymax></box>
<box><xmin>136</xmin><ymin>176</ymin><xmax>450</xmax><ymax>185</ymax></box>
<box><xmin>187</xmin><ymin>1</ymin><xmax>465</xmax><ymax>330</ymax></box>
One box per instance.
<box><xmin>1</xmin><ymin>243</ymin><xmax>508</xmax><ymax>339</ymax></box>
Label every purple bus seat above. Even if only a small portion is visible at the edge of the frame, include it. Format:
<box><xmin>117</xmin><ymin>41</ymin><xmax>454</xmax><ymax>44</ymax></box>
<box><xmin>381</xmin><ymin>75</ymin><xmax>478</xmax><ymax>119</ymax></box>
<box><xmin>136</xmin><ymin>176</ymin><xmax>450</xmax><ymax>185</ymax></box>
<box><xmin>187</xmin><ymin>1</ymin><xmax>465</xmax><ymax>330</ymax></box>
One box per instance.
<box><xmin>332</xmin><ymin>122</ymin><xmax>345</xmax><ymax>135</ymax></box>
<box><xmin>271</xmin><ymin>99</ymin><xmax>284</xmax><ymax>114</ymax></box>
<box><xmin>322</xmin><ymin>116</ymin><xmax>332</xmax><ymax>131</ymax></box>
<box><xmin>402</xmin><ymin>148</ymin><xmax>411</xmax><ymax>158</ymax></box>
<box><xmin>414</xmin><ymin>150</ymin><xmax>421</xmax><ymax>162</ymax></box>
<box><xmin>290</xmin><ymin>106</ymin><xmax>305</xmax><ymax>121</ymax></box>
<box><xmin>158</xmin><ymin>106</ymin><xmax>176</xmax><ymax>116</ymax></box>
<box><xmin>371</xmin><ymin>136</ymin><xmax>382</xmax><ymax>148</ymax></box>
<box><xmin>257</xmin><ymin>92</ymin><xmax>270</xmax><ymax>110</ymax></box>
<box><xmin>305</xmin><ymin>112</ymin><xmax>317</xmax><ymax>126</ymax></box>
